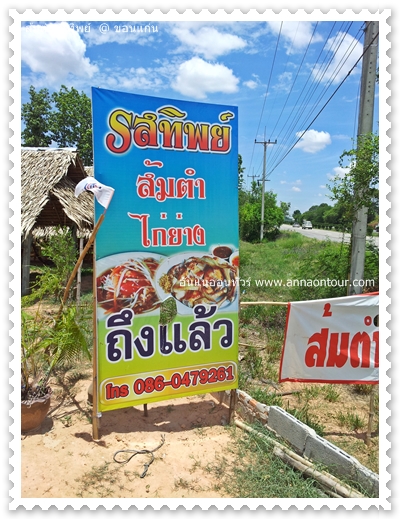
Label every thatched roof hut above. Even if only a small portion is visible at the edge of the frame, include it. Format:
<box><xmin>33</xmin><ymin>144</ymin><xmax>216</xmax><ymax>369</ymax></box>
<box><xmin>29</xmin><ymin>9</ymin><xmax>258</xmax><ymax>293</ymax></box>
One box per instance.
<box><xmin>21</xmin><ymin>147</ymin><xmax>94</xmax><ymax>295</ymax></box>
<box><xmin>21</xmin><ymin>147</ymin><xmax>94</xmax><ymax>240</ymax></box>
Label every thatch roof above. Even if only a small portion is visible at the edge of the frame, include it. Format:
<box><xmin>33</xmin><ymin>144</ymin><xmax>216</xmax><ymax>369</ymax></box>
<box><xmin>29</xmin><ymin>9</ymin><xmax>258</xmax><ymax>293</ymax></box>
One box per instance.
<box><xmin>21</xmin><ymin>148</ymin><xmax>94</xmax><ymax>240</ymax></box>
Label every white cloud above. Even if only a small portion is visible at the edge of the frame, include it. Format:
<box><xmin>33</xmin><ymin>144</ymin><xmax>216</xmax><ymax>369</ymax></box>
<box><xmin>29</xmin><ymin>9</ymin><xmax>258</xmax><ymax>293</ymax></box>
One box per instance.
<box><xmin>171</xmin><ymin>57</ymin><xmax>239</xmax><ymax>99</ymax></box>
<box><xmin>103</xmin><ymin>67</ymin><xmax>164</xmax><ymax>92</ymax></box>
<box><xmin>319</xmin><ymin>184</ymin><xmax>327</xmax><ymax>188</ymax></box>
<box><xmin>295</xmin><ymin>129</ymin><xmax>331</xmax><ymax>153</ymax></box>
<box><xmin>274</xmin><ymin>71</ymin><xmax>293</xmax><ymax>93</ymax></box>
<box><xmin>170</xmin><ymin>25</ymin><xmax>247</xmax><ymax>60</ymax></box>
<box><xmin>21</xmin><ymin>22</ymin><xmax>98</xmax><ymax>84</ymax></box>
<box><xmin>312</xmin><ymin>32</ymin><xmax>363</xmax><ymax>84</ymax></box>
<box><xmin>327</xmin><ymin>166</ymin><xmax>349</xmax><ymax>180</ymax></box>
<box><xmin>292</xmin><ymin>186</ymin><xmax>301</xmax><ymax>192</ymax></box>
<box><xmin>267</xmin><ymin>21</ymin><xmax>323</xmax><ymax>54</ymax></box>
<box><xmin>280</xmin><ymin>180</ymin><xmax>287</xmax><ymax>184</ymax></box>
<box><xmin>243</xmin><ymin>79</ymin><xmax>258</xmax><ymax>89</ymax></box>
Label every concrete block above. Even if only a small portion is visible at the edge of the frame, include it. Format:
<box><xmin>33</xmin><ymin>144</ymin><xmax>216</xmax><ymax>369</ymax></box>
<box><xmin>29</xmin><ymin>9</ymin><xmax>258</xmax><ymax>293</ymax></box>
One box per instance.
<box><xmin>304</xmin><ymin>434</ymin><xmax>379</xmax><ymax>496</ymax></box>
<box><xmin>304</xmin><ymin>434</ymin><xmax>359</xmax><ymax>479</ymax></box>
<box><xmin>267</xmin><ymin>406</ymin><xmax>317</xmax><ymax>454</ymax></box>
<box><xmin>350</xmin><ymin>461</ymin><xmax>379</xmax><ymax>497</ymax></box>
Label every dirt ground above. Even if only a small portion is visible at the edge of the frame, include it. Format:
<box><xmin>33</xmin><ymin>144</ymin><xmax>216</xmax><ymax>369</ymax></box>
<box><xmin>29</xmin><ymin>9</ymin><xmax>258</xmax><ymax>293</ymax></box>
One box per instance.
<box><xmin>21</xmin><ymin>378</ymin><xmax>241</xmax><ymax>499</ymax></box>
<box><xmin>21</xmin><ymin>276</ymin><xmax>379</xmax><ymax>499</ymax></box>
<box><xmin>20</xmin><ymin>370</ymin><xmax>379</xmax><ymax>500</ymax></box>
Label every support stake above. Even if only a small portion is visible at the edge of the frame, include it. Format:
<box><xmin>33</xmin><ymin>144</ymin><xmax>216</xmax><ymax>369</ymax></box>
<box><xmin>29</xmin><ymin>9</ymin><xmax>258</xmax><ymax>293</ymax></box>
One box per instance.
<box><xmin>228</xmin><ymin>389</ymin><xmax>237</xmax><ymax>424</ymax></box>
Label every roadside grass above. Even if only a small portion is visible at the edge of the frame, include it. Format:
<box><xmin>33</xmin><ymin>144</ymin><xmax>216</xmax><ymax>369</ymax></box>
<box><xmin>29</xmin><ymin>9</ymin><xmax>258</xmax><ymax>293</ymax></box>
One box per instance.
<box><xmin>204</xmin><ymin>424</ymin><xmax>327</xmax><ymax>498</ymax></box>
<box><xmin>237</xmin><ymin>231</ymin><xmax>379</xmax><ymax>477</ymax></box>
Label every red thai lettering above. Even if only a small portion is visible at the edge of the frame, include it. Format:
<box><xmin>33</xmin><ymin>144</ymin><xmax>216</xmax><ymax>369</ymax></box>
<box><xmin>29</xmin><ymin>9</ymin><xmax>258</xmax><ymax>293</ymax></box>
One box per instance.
<box><xmin>373</xmin><ymin>330</ymin><xmax>379</xmax><ymax>367</ymax></box>
<box><xmin>158</xmin><ymin>120</ymin><xmax>184</xmax><ymax>149</ymax></box>
<box><xmin>106</xmin><ymin>109</ymin><xmax>133</xmax><ymax>153</ymax></box>
<box><xmin>132</xmin><ymin>113</ymin><xmax>158</xmax><ymax>148</ymax></box>
<box><xmin>136</xmin><ymin>173</ymin><xmax>156</xmax><ymax>198</ymax></box>
<box><xmin>127</xmin><ymin>213</ymin><xmax>151</xmax><ymax>247</ymax></box>
<box><xmin>128</xmin><ymin>213</ymin><xmax>206</xmax><ymax>248</ymax></box>
<box><xmin>183</xmin><ymin>122</ymin><xmax>210</xmax><ymax>151</ymax></box>
<box><xmin>305</xmin><ymin>328</ymin><xmax>328</xmax><ymax>367</ymax></box>
<box><xmin>105</xmin><ymin>106</ymin><xmax>232</xmax><ymax>154</ymax></box>
<box><xmin>350</xmin><ymin>332</ymin><xmax>371</xmax><ymax>368</ymax></box>
<box><xmin>326</xmin><ymin>332</ymin><xmax>349</xmax><ymax>368</ymax></box>
<box><xmin>210</xmin><ymin>124</ymin><xmax>231</xmax><ymax>152</ymax></box>
<box><xmin>305</xmin><ymin>328</ymin><xmax>379</xmax><ymax>369</ymax></box>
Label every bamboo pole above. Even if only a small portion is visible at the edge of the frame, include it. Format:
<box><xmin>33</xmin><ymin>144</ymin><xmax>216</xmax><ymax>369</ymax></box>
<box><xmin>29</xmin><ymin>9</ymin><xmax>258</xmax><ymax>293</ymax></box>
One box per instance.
<box><xmin>59</xmin><ymin>212</ymin><xmax>106</xmax><ymax>314</ymax></box>
<box><xmin>273</xmin><ymin>446</ymin><xmax>366</xmax><ymax>499</ymax></box>
<box><xmin>88</xmin><ymin>204</ymin><xmax>113</xmax><ymax>441</ymax></box>
<box><xmin>228</xmin><ymin>389</ymin><xmax>237</xmax><ymax>424</ymax></box>
<box><xmin>240</xmin><ymin>301</ymin><xmax>289</xmax><ymax>306</ymax></box>
<box><xmin>234</xmin><ymin>419</ymin><xmax>366</xmax><ymax>498</ymax></box>
<box><xmin>76</xmin><ymin>237</ymin><xmax>84</xmax><ymax>306</ymax></box>
<box><xmin>92</xmin><ymin>245</ymin><xmax>100</xmax><ymax>441</ymax></box>
<box><xmin>366</xmin><ymin>385</ymin><xmax>376</xmax><ymax>446</ymax></box>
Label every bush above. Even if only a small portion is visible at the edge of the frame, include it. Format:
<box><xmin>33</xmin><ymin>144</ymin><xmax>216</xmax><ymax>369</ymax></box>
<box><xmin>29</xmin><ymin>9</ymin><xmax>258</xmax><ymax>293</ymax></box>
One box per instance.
<box><xmin>292</xmin><ymin>240</ymin><xmax>351</xmax><ymax>300</ymax></box>
<box><xmin>22</xmin><ymin>227</ymin><xmax>78</xmax><ymax>306</ymax></box>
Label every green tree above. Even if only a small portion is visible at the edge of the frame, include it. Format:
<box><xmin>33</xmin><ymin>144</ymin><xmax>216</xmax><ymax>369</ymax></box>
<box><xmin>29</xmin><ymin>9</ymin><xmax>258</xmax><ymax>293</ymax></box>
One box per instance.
<box><xmin>21</xmin><ymin>86</ymin><xmax>53</xmax><ymax>147</ymax></box>
<box><xmin>50</xmin><ymin>85</ymin><xmax>93</xmax><ymax>165</ymax></box>
<box><xmin>292</xmin><ymin>209</ymin><xmax>302</xmax><ymax>223</ymax></box>
<box><xmin>21</xmin><ymin>85</ymin><xmax>94</xmax><ymax>165</ymax></box>
<box><xmin>328</xmin><ymin>133</ymin><xmax>379</xmax><ymax>224</ymax></box>
<box><xmin>239</xmin><ymin>182</ymin><xmax>285</xmax><ymax>242</ymax></box>
<box><xmin>302</xmin><ymin>203</ymin><xmax>331</xmax><ymax>225</ymax></box>
<box><xmin>280</xmin><ymin>201</ymin><xmax>291</xmax><ymax>218</ymax></box>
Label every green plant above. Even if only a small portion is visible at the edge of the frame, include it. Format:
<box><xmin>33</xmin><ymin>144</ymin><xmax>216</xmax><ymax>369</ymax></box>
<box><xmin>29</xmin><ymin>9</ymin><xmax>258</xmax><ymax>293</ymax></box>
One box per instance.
<box><xmin>61</xmin><ymin>415</ymin><xmax>73</xmax><ymax>427</ymax></box>
<box><xmin>292</xmin><ymin>239</ymin><xmax>351</xmax><ymax>301</ymax></box>
<box><xmin>21</xmin><ymin>304</ymin><xmax>91</xmax><ymax>402</ymax></box>
<box><xmin>21</xmin><ymin>227</ymin><xmax>91</xmax><ymax>404</ymax></box>
<box><xmin>353</xmin><ymin>384</ymin><xmax>374</xmax><ymax>395</ymax></box>
<box><xmin>323</xmin><ymin>385</ymin><xmax>341</xmax><ymax>403</ymax></box>
<box><xmin>336</xmin><ymin>410</ymin><xmax>366</xmax><ymax>431</ymax></box>
<box><xmin>241</xmin><ymin>347</ymin><xmax>264</xmax><ymax>379</ymax></box>
<box><xmin>21</xmin><ymin>309</ymin><xmax>53</xmax><ymax>401</ymax></box>
<box><xmin>22</xmin><ymin>227</ymin><xmax>78</xmax><ymax>306</ymax></box>
<box><xmin>250</xmin><ymin>388</ymin><xmax>283</xmax><ymax>407</ymax></box>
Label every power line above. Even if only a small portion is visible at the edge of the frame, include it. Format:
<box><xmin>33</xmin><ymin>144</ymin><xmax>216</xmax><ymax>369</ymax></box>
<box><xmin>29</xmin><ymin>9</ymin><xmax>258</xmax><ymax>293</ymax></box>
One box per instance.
<box><xmin>267</xmin><ymin>27</ymin><xmax>379</xmax><ymax>176</ymax></box>
<box><xmin>266</xmin><ymin>23</ymin><xmax>365</xmax><ymax>172</ymax></box>
<box><xmin>268</xmin><ymin>22</ymin><xmax>362</xmax><ymax>170</ymax></box>
<box><xmin>248</xmin><ymin>22</ymin><xmax>283</xmax><ymax>175</ymax></box>
<box><xmin>269</xmin><ymin>21</ymin><xmax>321</xmax><ymax>139</ymax></box>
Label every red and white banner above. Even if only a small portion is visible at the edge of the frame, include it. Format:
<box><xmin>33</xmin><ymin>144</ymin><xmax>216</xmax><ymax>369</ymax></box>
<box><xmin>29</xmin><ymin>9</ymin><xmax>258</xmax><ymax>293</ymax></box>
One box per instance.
<box><xmin>279</xmin><ymin>293</ymin><xmax>379</xmax><ymax>384</ymax></box>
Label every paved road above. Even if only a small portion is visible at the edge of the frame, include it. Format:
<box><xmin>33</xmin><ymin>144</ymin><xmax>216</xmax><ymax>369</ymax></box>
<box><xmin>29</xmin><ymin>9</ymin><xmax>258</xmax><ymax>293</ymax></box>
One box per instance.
<box><xmin>281</xmin><ymin>224</ymin><xmax>379</xmax><ymax>247</ymax></box>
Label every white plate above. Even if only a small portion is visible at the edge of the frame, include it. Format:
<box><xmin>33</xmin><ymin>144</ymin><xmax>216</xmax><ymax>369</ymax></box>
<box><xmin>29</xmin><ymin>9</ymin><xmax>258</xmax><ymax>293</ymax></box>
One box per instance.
<box><xmin>154</xmin><ymin>251</ymin><xmax>239</xmax><ymax>315</ymax></box>
<box><xmin>95</xmin><ymin>252</ymin><xmax>166</xmax><ymax>319</ymax></box>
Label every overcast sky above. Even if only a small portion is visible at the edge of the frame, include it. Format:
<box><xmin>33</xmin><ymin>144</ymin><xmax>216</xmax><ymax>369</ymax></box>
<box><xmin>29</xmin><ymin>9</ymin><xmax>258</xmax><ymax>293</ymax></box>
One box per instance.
<box><xmin>20</xmin><ymin>16</ymin><xmax>381</xmax><ymax>214</ymax></box>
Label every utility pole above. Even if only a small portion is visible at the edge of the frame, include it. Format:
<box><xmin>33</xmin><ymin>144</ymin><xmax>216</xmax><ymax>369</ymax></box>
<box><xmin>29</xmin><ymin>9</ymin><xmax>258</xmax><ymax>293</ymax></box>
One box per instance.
<box><xmin>349</xmin><ymin>21</ymin><xmax>378</xmax><ymax>295</ymax></box>
<box><xmin>247</xmin><ymin>168</ymin><xmax>259</xmax><ymax>184</ymax></box>
<box><xmin>255</xmin><ymin>137</ymin><xmax>277</xmax><ymax>240</ymax></box>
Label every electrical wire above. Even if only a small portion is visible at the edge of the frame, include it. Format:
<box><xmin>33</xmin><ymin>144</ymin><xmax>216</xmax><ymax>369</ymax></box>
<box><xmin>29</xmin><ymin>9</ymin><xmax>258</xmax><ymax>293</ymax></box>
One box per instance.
<box><xmin>247</xmin><ymin>22</ymin><xmax>283</xmax><ymax>180</ymax></box>
<box><xmin>267</xmin><ymin>26</ymin><xmax>379</xmax><ymax>175</ymax></box>
<box><xmin>267</xmin><ymin>22</ymin><xmax>363</xmax><ymax>170</ymax></box>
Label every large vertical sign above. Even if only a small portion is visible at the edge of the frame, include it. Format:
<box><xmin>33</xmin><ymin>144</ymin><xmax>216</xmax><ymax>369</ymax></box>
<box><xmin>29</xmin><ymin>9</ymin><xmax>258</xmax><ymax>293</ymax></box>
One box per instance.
<box><xmin>92</xmin><ymin>88</ymin><xmax>239</xmax><ymax>412</ymax></box>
